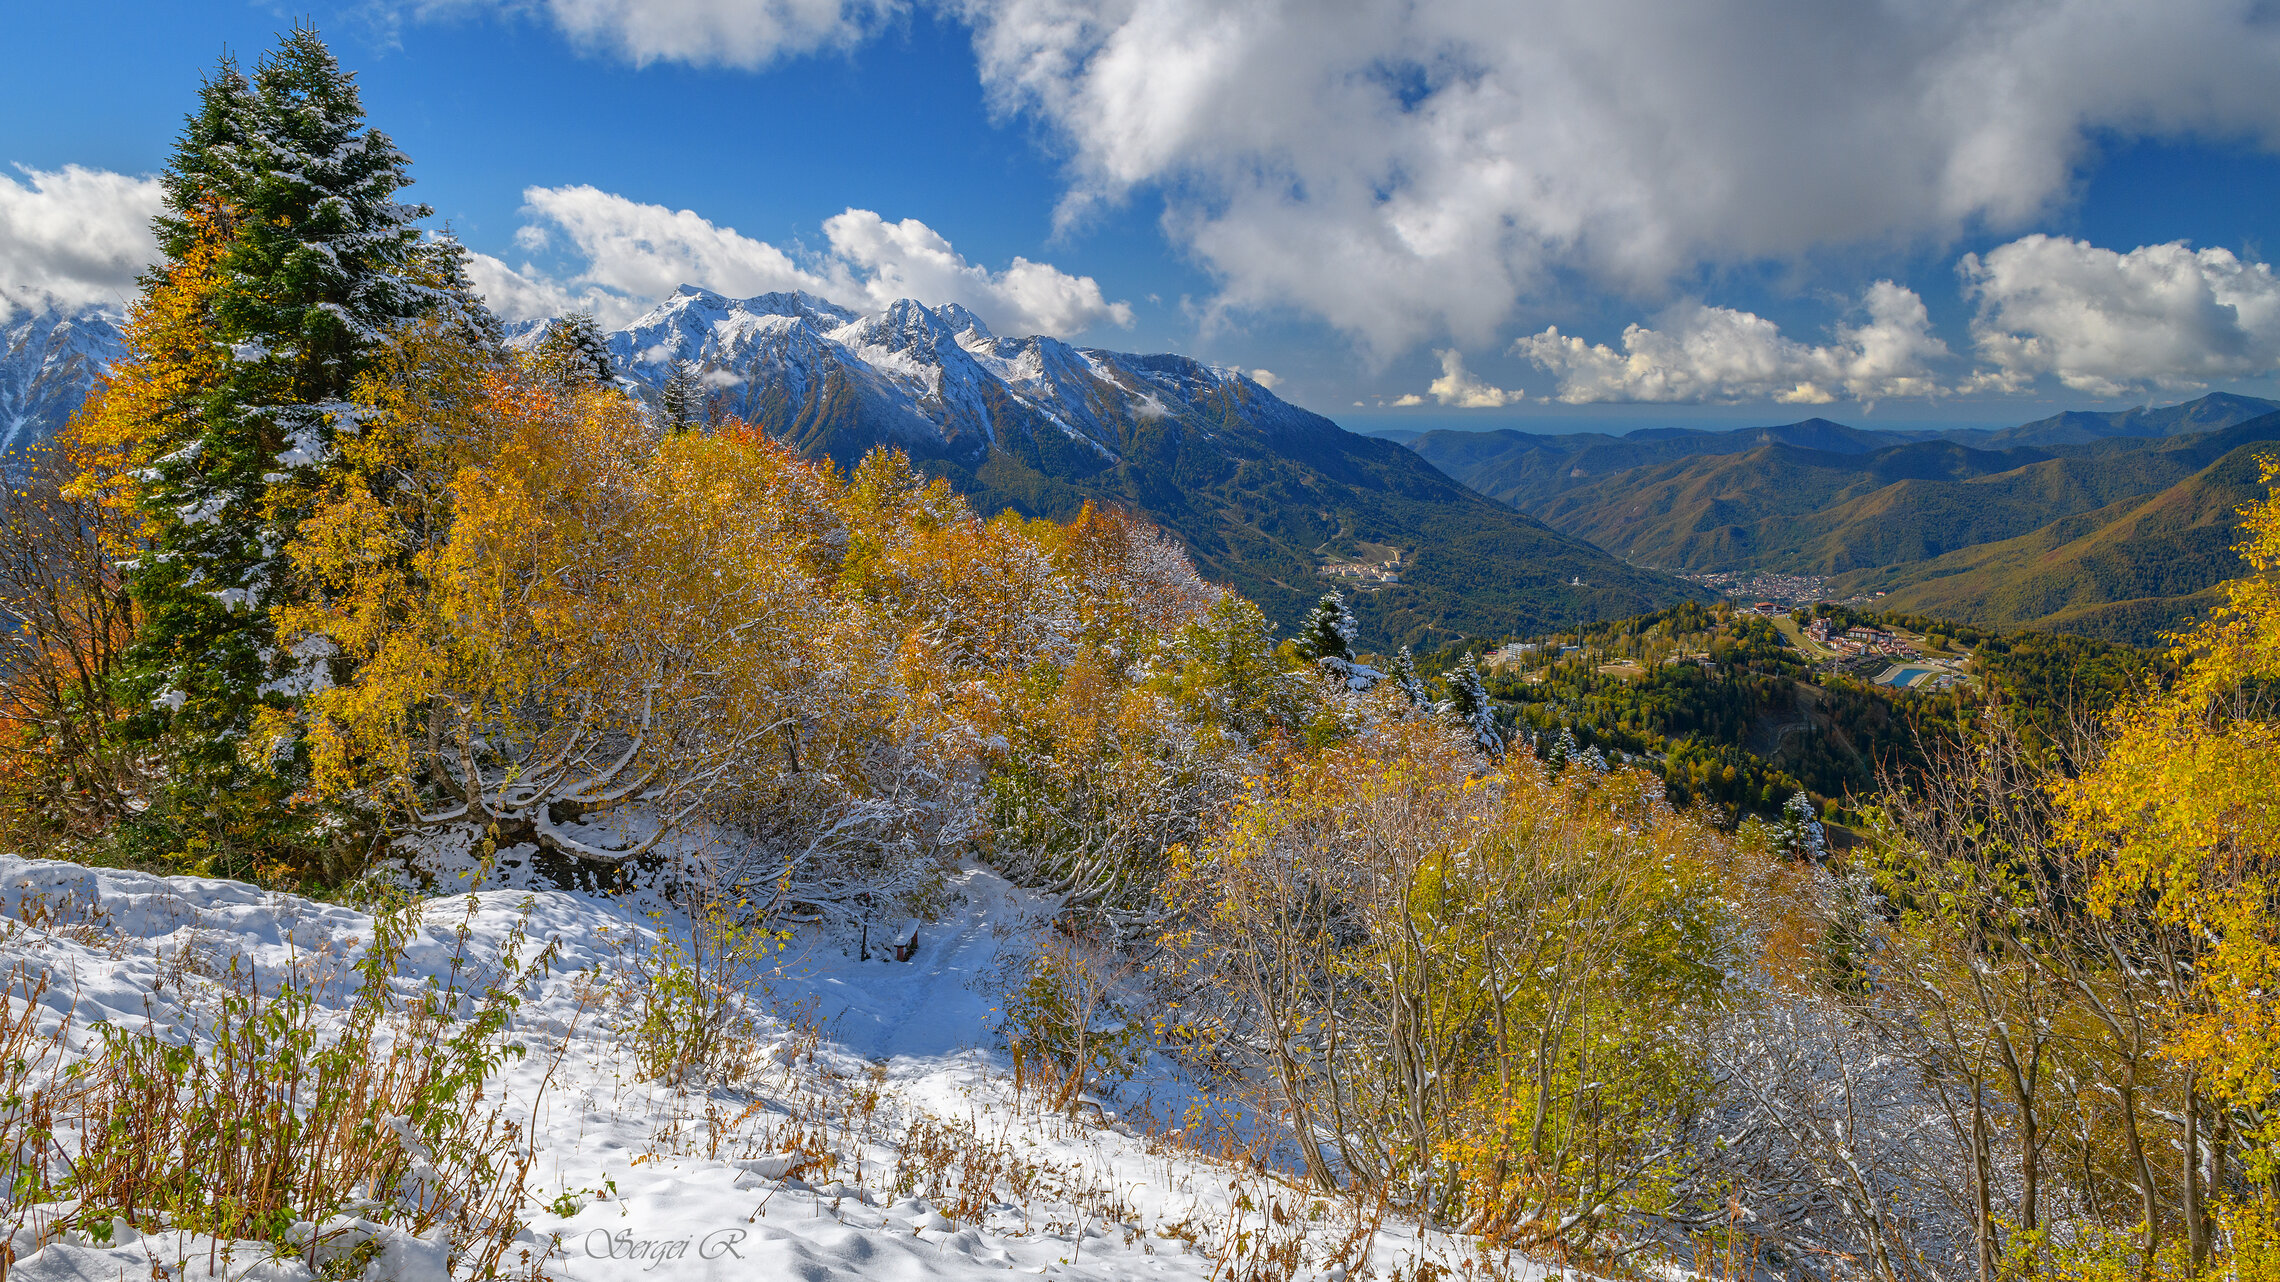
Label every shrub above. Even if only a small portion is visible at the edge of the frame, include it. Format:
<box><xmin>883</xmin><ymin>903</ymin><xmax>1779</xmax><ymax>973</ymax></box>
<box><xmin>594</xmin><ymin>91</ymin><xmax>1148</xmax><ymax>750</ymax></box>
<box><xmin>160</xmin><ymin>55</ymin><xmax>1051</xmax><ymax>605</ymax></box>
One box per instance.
<box><xmin>8</xmin><ymin>895</ymin><xmax>566</xmax><ymax>1277</ymax></box>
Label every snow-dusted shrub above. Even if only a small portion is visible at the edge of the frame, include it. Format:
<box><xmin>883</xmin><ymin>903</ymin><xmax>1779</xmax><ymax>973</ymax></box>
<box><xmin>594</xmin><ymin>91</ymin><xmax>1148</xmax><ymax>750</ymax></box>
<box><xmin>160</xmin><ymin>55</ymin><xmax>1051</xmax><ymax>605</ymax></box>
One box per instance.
<box><xmin>1163</xmin><ymin>714</ymin><xmax>1738</xmax><ymax>1259</ymax></box>
<box><xmin>607</xmin><ymin>898</ymin><xmax>779</xmax><ymax>1087</ymax></box>
<box><xmin>29</xmin><ymin>897</ymin><xmax>562</xmax><ymax>1276</ymax></box>
<box><xmin>998</xmin><ymin>935</ymin><xmax>1145</xmax><ymax>1113</ymax></box>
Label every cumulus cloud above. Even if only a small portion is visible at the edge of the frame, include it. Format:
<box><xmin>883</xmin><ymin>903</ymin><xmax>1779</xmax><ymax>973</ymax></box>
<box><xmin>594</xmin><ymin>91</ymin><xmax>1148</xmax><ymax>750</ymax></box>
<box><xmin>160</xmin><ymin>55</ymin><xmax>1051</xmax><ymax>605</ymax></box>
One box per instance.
<box><xmin>956</xmin><ymin>0</ymin><xmax>2280</xmax><ymax>355</ymax></box>
<box><xmin>520</xmin><ymin>184</ymin><xmax>836</xmax><ymax>305</ymax></box>
<box><xmin>1246</xmin><ymin>368</ymin><xmax>1278</xmax><ymax>389</ymax></box>
<box><xmin>1419</xmin><ymin>349</ymin><xmax>1520</xmax><ymax>408</ymax></box>
<box><xmin>821</xmin><ymin>208</ymin><xmax>1131</xmax><ymax>333</ymax></box>
<box><xmin>1963</xmin><ymin>235</ymin><xmax>2280</xmax><ymax>397</ymax></box>
<box><xmin>403</xmin><ymin>0</ymin><xmax>897</xmax><ymax>68</ymax></box>
<box><xmin>460</xmin><ymin>248</ymin><xmax>653</xmax><ymax>328</ymax></box>
<box><xmin>382</xmin><ymin>0</ymin><xmax>2280</xmax><ymax>359</ymax></box>
<box><xmin>0</xmin><ymin>165</ymin><xmax>163</xmax><ymax>318</ymax></box>
<box><xmin>491</xmin><ymin>185</ymin><xmax>1130</xmax><ymax>335</ymax></box>
<box><xmin>1515</xmin><ymin>282</ymin><xmax>1948</xmax><ymax>405</ymax></box>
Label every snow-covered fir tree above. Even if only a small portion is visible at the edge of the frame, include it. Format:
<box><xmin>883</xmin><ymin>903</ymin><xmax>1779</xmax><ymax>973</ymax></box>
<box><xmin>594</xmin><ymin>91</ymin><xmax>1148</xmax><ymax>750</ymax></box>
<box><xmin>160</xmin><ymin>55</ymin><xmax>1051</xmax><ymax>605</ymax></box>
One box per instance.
<box><xmin>1547</xmin><ymin>725</ymin><xmax>1581</xmax><ymax>770</ymax></box>
<box><xmin>537</xmin><ymin>311</ymin><xmax>615</xmax><ymax>390</ymax></box>
<box><xmin>1389</xmin><ymin>645</ymin><xmax>1430</xmax><ymax>709</ymax></box>
<box><xmin>1773</xmin><ymin>789</ymin><xmax>1828</xmax><ymax>860</ymax></box>
<box><xmin>1293</xmin><ymin>590</ymin><xmax>1356</xmax><ymax>664</ymax></box>
<box><xmin>416</xmin><ymin>231</ymin><xmax>506</xmax><ymax>355</ymax></box>
<box><xmin>1292</xmin><ymin>589</ymin><xmax>1380</xmax><ymax>691</ymax></box>
<box><xmin>660</xmin><ymin>360</ymin><xmax>703</xmax><ymax>433</ymax></box>
<box><xmin>1444</xmin><ymin>652</ymin><xmax>1502</xmax><ymax>755</ymax></box>
<box><xmin>121</xmin><ymin>25</ymin><xmax>433</xmax><ymax>829</ymax></box>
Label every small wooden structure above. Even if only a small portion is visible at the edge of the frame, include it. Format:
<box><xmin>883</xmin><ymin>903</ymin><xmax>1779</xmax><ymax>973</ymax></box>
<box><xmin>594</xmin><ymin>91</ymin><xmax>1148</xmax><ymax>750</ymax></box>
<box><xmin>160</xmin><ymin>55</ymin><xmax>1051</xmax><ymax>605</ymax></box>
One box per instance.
<box><xmin>890</xmin><ymin>920</ymin><xmax>922</xmax><ymax>962</ymax></box>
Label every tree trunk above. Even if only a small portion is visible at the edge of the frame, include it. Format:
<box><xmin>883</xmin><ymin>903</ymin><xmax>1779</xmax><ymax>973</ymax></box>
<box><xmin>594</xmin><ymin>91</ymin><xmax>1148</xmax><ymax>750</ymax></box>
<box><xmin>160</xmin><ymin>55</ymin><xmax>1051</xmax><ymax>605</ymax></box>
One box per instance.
<box><xmin>2185</xmin><ymin>1073</ymin><xmax>2208</xmax><ymax>1273</ymax></box>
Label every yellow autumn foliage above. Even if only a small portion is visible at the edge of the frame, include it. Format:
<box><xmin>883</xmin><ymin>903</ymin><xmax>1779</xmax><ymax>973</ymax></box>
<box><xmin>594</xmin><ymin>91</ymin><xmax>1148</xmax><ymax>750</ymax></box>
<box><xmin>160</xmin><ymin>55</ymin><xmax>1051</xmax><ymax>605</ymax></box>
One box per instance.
<box><xmin>2056</xmin><ymin>456</ymin><xmax>2280</xmax><ymax>1146</ymax></box>
<box><xmin>1162</xmin><ymin>714</ymin><xmax>1734</xmax><ymax>1254</ymax></box>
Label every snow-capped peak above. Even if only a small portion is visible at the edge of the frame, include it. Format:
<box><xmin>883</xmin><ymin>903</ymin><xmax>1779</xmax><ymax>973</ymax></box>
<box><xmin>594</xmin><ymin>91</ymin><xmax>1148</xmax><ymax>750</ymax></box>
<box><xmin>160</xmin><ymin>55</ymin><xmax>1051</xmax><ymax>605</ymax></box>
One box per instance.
<box><xmin>602</xmin><ymin>285</ymin><xmax>1328</xmax><ymax>465</ymax></box>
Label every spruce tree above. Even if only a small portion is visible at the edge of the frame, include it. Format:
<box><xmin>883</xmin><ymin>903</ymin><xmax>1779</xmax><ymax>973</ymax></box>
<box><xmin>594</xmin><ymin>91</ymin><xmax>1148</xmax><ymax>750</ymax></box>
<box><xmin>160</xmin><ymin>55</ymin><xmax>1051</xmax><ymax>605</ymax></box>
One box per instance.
<box><xmin>1774</xmin><ymin>790</ymin><xmax>1827</xmax><ymax>860</ymax></box>
<box><xmin>1293</xmin><ymin>590</ymin><xmax>1356</xmax><ymax>664</ymax></box>
<box><xmin>119</xmin><ymin>25</ymin><xmax>432</xmax><ymax>855</ymax></box>
<box><xmin>1389</xmin><ymin>645</ymin><xmax>1429</xmax><ymax>709</ymax></box>
<box><xmin>416</xmin><ymin>231</ymin><xmax>507</xmax><ymax>355</ymax></box>
<box><xmin>1445</xmin><ymin>652</ymin><xmax>1502</xmax><ymax>756</ymax></box>
<box><xmin>660</xmin><ymin>361</ymin><xmax>703</xmax><ymax>433</ymax></box>
<box><xmin>536</xmin><ymin>312</ymin><xmax>615</xmax><ymax>390</ymax></box>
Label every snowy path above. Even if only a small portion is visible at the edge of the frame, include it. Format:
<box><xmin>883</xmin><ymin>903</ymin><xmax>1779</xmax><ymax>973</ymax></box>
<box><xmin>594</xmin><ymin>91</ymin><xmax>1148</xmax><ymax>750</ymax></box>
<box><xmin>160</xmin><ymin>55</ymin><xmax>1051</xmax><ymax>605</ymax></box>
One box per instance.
<box><xmin>780</xmin><ymin>866</ymin><xmax>1024</xmax><ymax>1066</ymax></box>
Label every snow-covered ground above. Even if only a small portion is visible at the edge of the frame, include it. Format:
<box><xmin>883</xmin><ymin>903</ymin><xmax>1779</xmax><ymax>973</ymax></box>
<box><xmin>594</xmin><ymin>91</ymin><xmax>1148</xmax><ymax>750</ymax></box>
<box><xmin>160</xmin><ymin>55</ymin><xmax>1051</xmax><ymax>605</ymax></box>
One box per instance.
<box><xmin>0</xmin><ymin>855</ymin><xmax>1521</xmax><ymax>1282</ymax></box>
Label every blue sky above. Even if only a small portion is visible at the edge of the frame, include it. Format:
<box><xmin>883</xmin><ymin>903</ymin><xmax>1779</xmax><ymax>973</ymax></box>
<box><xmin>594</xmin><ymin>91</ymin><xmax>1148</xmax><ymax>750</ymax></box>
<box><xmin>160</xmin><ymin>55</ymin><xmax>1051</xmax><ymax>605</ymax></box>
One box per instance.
<box><xmin>5</xmin><ymin>0</ymin><xmax>2280</xmax><ymax>434</ymax></box>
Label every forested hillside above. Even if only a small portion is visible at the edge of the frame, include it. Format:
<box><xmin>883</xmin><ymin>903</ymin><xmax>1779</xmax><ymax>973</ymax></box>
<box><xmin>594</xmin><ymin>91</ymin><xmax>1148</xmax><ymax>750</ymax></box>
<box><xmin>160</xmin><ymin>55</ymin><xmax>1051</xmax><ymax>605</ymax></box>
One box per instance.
<box><xmin>1400</xmin><ymin>400</ymin><xmax>2280</xmax><ymax>640</ymax></box>
<box><xmin>1832</xmin><ymin>437</ymin><xmax>2279</xmax><ymax>641</ymax></box>
<box><xmin>1449</xmin><ymin>600</ymin><xmax>2162</xmax><ymax>826</ymax></box>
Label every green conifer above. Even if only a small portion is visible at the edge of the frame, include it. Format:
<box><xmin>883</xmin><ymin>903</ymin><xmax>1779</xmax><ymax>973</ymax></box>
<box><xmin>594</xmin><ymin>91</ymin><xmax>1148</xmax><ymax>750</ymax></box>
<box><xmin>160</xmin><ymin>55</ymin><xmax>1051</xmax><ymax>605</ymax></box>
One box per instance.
<box><xmin>536</xmin><ymin>312</ymin><xmax>615</xmax><ymax>390</ymax></box>
<box><xmin>1292</xmin><ymin>590</ymin><xmax>1356</xmax><ymax>664</ymax></box>
<box><xmin>660</xmin><ymin>361</ymin><xmax>703</xmax><ymax>434</ymax></box>
<box><xmin>1445</xmin><ymin>652</ymin><xmax>1503</xmax><ymax>755</ymax></box>
<box><xmin>119</xmin><ymin>25</ymin><xmax>433</xmax><ymax>857</ymax></box>
<box><xmin>1389</xmin><ymin>645</ymin><xmax>1429</xmax><ymax>708</ymax></box>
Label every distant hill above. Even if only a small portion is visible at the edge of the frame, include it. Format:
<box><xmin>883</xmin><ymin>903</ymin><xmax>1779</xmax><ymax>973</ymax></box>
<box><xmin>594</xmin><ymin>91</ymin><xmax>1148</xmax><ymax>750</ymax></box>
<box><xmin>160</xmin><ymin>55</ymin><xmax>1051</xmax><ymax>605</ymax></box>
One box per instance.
<box><xmin>1832</xmin><ymin>428</ymin><xmax>2280</xmax><ymax>644</ymax></box>
<box><xmin>1523</xmin><ymin>421</ymin><xmax>2280</xmax><ymax>574</ymax></box>
<box><xmin>1403</xmin><ymin>396</ymin><xmax>2279</xmax><ymax>516</ymax></box>
<box><xmin>1406</xmin><ymin>416</ymin><xmax>1940</xmax><ymax>515</ymax></box>
<box><xmin>1392</xmin><ymin>394</ymin><xmax>2279</xmax><ymax>643</ymax></box>
<box><xmin>1944</xmin><ymin>392</ymin><xmax>2280</xmax><ymax>449</ymax></box>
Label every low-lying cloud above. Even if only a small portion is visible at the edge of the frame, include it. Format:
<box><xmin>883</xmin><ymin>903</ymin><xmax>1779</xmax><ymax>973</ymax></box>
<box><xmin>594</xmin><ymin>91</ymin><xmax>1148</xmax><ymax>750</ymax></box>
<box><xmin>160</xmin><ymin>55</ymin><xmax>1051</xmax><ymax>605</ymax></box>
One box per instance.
<box><xmin>1963</xmin><ymin>235</ymin><xmax>2280</xmax><ymax>398</ymax></box>
<box><xmin>1421</xmin><ymin>349</ymin><xmax>1521</xmax><ymax>408</ymax></box>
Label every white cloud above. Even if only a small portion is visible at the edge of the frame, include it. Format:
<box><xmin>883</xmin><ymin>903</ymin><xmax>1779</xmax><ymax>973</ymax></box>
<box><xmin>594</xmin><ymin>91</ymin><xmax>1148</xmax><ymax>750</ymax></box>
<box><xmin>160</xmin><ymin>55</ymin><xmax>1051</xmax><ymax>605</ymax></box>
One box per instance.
<box><xmin>958</xmin><ymin>0</ymin><xmax>2280</xmax><ymax>356</ymax></box>
<box><xmin>404</xmin><ymin>0</ymin><xmax>897</xmax><ymax>68</ymax></box>
<box><xmin>1515</xmin><ymin>282</ymin><xmax>1948</xmax><ymax>405</ymax></box>
<box><xmin>0</xmin><ymin>165</ymin><xmax>163</xmax><ymax>318</ymax></box>
<box><xmin>1390</xmin><ymin>393</ymin><xmax>1423</xmax><ymax>407</ymax></box>
<box><xmin>1247</xmin><ymin>368</ymin><xmax>1278</xmax><ymax>388</ymax></box>
<box><xmin>821</xmin><ymin>208</ymin><xmax>1131</xmax><ymax>333</ymax></box>
<box><xmin>1421</xmin><ymin>349</ymin><xmax>1519</xmax><ymax>408</ymax></box>
<box><xmin>461</xmin><ymin>249</ymin><xmax>649</xmax><ymax>327</ymax></box>
<box><xmin>489</xmin><ymin>186</ymin><xmax>1129</xmax><ymax>336</ymax></box>
<box><xmin>1962</xmin><ymin>235</ymin><xmax>2280</xmax><ymax>397</ymax></box>
<box><xmin>520</xmin><ymin>184</ymin><xmax>836</xmax><ymax>305</ymax></box>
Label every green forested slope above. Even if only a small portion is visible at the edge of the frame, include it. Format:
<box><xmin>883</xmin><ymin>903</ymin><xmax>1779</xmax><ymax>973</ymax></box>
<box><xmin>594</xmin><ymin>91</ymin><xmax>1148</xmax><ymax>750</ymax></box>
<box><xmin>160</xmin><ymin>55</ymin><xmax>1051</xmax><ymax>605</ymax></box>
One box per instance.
<box><xmin>1831</xmin><ymin>439</ymin><xmax>2278</xmax><ymax>643</ymax></box>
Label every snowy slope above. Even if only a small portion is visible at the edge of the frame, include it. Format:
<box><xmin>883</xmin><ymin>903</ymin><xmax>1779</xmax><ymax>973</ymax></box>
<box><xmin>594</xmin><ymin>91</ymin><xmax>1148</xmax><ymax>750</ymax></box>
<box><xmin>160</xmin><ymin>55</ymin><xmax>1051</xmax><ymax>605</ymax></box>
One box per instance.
<box><xmin>0</xmin><ymin>856</ymin><xmax>1512</xmax><ymax>1282</ymax></box>
<box><xmin>0</xmin><ymin>305</ymin><xmax>126</xmax><ymax>456</ymax></box>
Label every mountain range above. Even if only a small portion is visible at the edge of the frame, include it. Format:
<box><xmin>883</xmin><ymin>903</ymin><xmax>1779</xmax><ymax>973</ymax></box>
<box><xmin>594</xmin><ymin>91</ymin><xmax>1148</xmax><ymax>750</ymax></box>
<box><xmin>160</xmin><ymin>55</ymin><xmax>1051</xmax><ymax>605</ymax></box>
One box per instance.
<box><xmin>592</xmin><ymin>288</ymin><xmax>1692</xmax><ymax>646</ymax></box>
<box><xmin>0</xmin><ymin>291</ymin><xmax>1695</xmax><ymax>648</ymax></box>
<box><xmin>14</xmin><ymin>284</ymin><xmax>2272</xmax><ymax>648</ymax></box>
<box><xmin>1404</xmin><ymin>397</ymin><xmax>2280</xmax><ymax>643</ymax></box>
<box><xmin>0</xmin><ymin>305</ymin><xmax>126</xmax><ymax>457</ymax></box>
